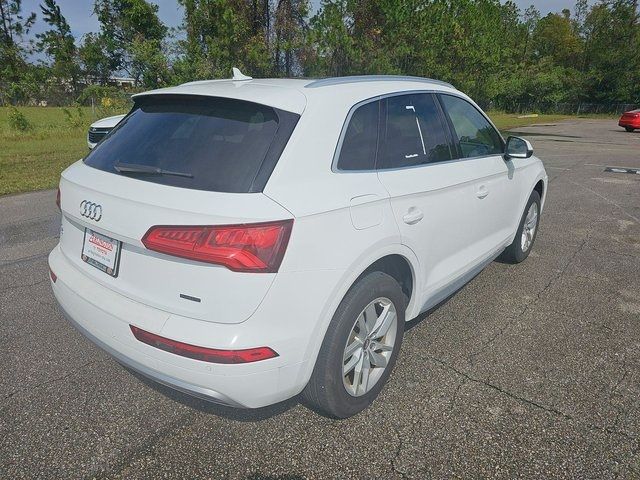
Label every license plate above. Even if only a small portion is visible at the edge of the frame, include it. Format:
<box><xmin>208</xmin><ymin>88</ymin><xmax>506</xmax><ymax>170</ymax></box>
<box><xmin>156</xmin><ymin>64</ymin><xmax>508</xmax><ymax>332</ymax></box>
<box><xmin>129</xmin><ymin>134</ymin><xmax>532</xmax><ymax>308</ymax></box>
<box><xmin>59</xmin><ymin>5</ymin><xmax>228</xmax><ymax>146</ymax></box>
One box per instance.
<box><xmin>81</xmin><ymin>228</ymin><xmax>122</xmax><ymax>277</ymax></box>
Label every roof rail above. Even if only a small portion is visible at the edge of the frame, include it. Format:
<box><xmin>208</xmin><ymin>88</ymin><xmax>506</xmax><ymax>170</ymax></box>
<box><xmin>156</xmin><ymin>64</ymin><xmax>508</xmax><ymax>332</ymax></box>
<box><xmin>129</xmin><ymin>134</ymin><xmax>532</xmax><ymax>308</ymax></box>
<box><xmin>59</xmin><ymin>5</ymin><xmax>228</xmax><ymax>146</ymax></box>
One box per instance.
<box><xmin>304</xmin><ymin>75</ymin><xmax>455</xmax><ymax>89</ymax></box>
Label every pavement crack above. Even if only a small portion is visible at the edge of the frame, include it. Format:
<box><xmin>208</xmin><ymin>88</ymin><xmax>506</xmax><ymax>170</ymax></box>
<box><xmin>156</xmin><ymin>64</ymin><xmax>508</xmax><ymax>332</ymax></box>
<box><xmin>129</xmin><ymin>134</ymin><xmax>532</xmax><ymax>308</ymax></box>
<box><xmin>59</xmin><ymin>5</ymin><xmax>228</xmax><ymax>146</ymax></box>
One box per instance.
<box><xmin>3</xmin><ymin>360</ymin><xmax>99</xmax><ymax>401</ymax></box>
<box><xmin>0</xmin><ymin>278</ymin><xmax>48</xmax><ymax>294</ymax></box>
<box><xmin>429</xmin><ymin>354</ymin><xmax>572</xmax><ymax>419</ymax></box>
<box><xmin>449</xmin><ymin>376</ymin><xmax>467</xmax><ymax>411</ymax></box>
<box><xmin>467</xmin><ymin>236</ymin><xmax>589</xmax><ymax>364</ymax></box>
<box><xmin>429</xmin><ymin>354</ymin><xmax>639</xmax><ymax>443</ymax></box>
<box><xmin>390</xmin><ymin>424</ymin><xmax>409</xmax><ymax>479</ymax></box>
<box><xmin>94</xmin><ymin>410</ymin><xmax>198</xmax><ymax>480</ymax></box>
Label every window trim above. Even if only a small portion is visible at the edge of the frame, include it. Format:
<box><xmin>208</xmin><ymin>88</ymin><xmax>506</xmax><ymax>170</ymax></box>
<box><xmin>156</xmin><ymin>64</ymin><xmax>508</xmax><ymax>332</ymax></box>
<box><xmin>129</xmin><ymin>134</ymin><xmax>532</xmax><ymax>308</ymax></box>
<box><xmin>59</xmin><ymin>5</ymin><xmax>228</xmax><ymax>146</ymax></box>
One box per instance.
<box><xmin>332</xmin><ymin>90</ymin><xmax>506</xmax><ymax>174</ymax></box>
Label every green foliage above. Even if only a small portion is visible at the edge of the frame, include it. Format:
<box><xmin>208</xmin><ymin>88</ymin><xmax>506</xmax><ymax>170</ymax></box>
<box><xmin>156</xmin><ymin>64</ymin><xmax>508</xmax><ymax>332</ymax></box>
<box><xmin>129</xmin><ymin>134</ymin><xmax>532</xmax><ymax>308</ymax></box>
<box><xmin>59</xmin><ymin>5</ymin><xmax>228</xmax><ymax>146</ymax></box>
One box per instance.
<box><xmin>93</xmin><ymin>0</ymin><xmax>168</xmax><ymax>87</ymax></box>
<box><xmin>7</xmin><ymin>106</ymin><xmax>33</xmax><ymax>131</ymax></box>
<box><xmin>1</xmin><ymin>0</ymin><xmax>639</xmax><ymax>110</ymax></box>
<box><xmin>61</xmin><ymin>106</ymin><xmax>85</xmax><ymax>128</ymax></box>
<box><xmin>0</xmin><ymin>0</ymin><xmax>37</xmax><ymax>104</ymax></box>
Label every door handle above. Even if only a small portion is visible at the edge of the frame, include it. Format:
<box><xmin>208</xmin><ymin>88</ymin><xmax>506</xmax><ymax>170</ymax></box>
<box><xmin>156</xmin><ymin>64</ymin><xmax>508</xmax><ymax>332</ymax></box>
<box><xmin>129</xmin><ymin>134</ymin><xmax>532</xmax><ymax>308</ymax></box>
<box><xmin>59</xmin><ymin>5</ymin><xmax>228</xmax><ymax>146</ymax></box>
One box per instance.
<box><xmin>476</xmin><ymin>185</ymin><xmax>489</xmax><ymax>199</ymax></box>
<box><xmin>403</xmin><ymin>208</ymin><xmax>424</xmax><ymax>225</ymax></box>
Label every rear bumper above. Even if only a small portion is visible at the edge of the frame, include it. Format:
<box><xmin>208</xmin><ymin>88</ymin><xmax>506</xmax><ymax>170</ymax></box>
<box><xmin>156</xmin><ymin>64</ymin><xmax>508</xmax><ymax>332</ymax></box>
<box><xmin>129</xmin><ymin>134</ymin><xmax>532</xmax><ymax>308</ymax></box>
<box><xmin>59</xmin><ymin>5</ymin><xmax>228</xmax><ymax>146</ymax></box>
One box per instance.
<box><xmin>57</xmin><ymin>302</ymin><xmax>243</xmax><ymax>407</ymax></box>
<box><xmin>619</xmin><ymin>119</ymin><xmax>640</xmax><ymax>128</ymax></box>
<box><xmin>48</xmin><ymin>244</ymin><xmax>328</xmax><ymax>408</ymax></box>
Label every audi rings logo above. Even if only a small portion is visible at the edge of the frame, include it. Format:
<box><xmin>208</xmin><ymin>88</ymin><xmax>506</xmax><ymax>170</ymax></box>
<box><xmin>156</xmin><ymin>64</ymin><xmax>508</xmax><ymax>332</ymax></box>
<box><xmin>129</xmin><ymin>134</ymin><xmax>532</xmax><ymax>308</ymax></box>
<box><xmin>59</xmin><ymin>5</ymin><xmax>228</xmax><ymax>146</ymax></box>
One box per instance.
<box><xmin>80</xmin><ymin>200</ymin><xmax>103</xmax><ymax>221</ymax></box>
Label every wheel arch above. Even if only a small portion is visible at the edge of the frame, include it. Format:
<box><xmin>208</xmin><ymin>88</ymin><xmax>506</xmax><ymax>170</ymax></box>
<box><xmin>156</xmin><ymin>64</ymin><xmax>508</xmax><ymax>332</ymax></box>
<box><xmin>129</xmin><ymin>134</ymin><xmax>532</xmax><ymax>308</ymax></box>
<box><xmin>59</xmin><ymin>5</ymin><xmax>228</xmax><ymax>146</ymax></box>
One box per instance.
<box><xmin>358</xmin><ymin>254</ymin><xmax>415</xmax><ymax>308</ymax></box>
<box><xmin>534</xmin><ymin>178</ymin><xmax>544</xmax><ymax>199</ymax></box>
<box><xmin>298</xmin><ymin>245</ymin><xmax>421</xmax><ymax>388</ymax></box>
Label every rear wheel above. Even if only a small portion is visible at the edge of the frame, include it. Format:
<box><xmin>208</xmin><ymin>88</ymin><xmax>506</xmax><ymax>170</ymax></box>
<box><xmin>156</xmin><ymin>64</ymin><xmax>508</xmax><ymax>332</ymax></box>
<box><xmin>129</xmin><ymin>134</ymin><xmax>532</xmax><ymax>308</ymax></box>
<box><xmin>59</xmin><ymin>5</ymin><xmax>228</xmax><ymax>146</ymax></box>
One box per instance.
<box><xmin>625</xmin><ymin>127</ymin><xmax>635</xmax><ymax>132</ymax></box>
<box><xmin>500</xmin><ymin>190</ymin><xmax>541</xmax><ymax>264</ymax></box>
<box><xmin>303</xmin><ymin>272</ymin><xmax>405</xmax><ymax>418</ymax></box>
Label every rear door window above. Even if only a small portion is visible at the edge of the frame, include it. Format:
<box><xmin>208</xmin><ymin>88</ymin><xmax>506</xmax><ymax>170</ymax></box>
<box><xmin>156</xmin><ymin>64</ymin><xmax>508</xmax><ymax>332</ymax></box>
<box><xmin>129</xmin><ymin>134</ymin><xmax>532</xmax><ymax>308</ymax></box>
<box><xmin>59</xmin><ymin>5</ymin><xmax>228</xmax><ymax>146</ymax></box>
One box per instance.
<box><xmin>84</xmin><ymin>95</ymin><xmax>299</xmax><ymax>193</ymax></box>
<box><xmin>336</xmin><ymin>100</ymin><xmax>379</xmax><ymax>171</ymax></box>
<box><xmin>378</xmin><ymin>93</ymin><xmax>453</xmax><ymax>169</ymax></box>
<box><xmin>439</xmin><ymin>94</ymin><xmax>503</xmax><ymax>158</ymax></box>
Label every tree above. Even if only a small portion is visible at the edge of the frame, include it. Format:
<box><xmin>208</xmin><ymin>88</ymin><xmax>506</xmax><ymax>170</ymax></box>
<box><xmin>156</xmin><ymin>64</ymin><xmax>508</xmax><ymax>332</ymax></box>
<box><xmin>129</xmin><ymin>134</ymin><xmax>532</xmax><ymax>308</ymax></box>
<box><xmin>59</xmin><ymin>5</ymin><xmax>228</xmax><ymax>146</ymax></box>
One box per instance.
<box><xmin>273</xmin><ymin>0</ymin><xmax>309</xmax><ymax>76</ymax></box>
<box><xmin>93</xmin><ymin>0</ymin><xmax>168</xmax><ymax>87</ymax></box>
<box><xmin>532</xmin><ymin>12</ymin><xmax>582</xmax><ymax>66</ymax></box>
<box><xmin>36</xmin><ymin>0</ymin><xmax>81</xmax><ymax>98</ymax></box>
<box><xmin>0</xmin><ymin>0</ymin><xmax>37</xmax><ymax>104</ymax></box>
<box><xmin>78</xmin><ymin>33</ymin><xmax>112</xmax><ymax>85</ymax></box>
<box><xmin>173</xmin><ymin>0</ymin><xmax>274</xmax><ymax>81</ymax></box>
<box><xmin>581</xmin><ymin>0</ymin><xmax>640</xmax><ymax>103</ymax></box>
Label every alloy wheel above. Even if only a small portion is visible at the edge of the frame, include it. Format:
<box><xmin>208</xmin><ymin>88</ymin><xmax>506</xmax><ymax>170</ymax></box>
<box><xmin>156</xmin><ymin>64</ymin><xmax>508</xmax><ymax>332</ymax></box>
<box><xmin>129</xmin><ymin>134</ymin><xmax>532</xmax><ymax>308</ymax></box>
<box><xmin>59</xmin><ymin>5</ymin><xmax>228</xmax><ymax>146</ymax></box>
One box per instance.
<box><xmin>342</xmin><ymin>297</ymin><xmax>398</xmax><ymax>397</ymax></box>
<box><xmin>520</xmin><ymin>202</ymin><xmax>539</xmax><ymax>252</ymax></box>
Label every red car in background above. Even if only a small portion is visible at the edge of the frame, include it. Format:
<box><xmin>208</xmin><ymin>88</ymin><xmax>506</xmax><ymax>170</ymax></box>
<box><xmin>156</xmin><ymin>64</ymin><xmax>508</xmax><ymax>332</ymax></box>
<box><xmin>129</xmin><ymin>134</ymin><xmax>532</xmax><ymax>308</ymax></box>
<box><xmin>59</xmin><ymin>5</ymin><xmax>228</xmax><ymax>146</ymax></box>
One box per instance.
<box><xmin>619</xmin><ymin>109</ymin><xmax>640</xmax><ymax>132</ymax></box>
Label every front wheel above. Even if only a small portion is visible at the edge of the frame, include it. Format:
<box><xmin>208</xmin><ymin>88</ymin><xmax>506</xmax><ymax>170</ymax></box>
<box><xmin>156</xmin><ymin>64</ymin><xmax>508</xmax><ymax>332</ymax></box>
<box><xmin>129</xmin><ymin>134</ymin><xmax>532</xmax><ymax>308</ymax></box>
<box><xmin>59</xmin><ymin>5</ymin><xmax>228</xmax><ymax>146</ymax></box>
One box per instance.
<box><xmin>303</xmin><ymin>272</ymin><xmax>406</xmax><ymax>418</ymax></box>
<box><xmin>500</xmin><ymin>190</ymin><xmax>541</xmax><ymax>264</ymax></box>
<box><xmin>625</xmin><ymin>127</ymin><xmax>635</xmax><ymax>132</ymax></box>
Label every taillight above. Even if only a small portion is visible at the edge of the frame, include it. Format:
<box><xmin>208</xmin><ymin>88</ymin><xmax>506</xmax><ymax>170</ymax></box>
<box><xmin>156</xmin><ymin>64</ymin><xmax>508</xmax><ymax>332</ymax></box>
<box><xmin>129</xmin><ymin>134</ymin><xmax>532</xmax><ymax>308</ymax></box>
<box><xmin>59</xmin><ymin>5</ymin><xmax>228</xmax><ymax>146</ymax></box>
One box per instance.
<box><xmin>130</xmin><ymin>325</ymin><xmax>278</xmax><ymax>364</ymax></box>
<box><xmin>49</xmin><ymin>267</ymin><xmax>57</xmax><ymax>283</ymax></box>
<box><xmin>141</xmin><ymin>220</ymin><xmax>293</xmax><ymax>272</ymax></box>
<box><xmin>56</xmin><ymin>187</ymin><xmax>61</xmax><ymax>211</ymax></box>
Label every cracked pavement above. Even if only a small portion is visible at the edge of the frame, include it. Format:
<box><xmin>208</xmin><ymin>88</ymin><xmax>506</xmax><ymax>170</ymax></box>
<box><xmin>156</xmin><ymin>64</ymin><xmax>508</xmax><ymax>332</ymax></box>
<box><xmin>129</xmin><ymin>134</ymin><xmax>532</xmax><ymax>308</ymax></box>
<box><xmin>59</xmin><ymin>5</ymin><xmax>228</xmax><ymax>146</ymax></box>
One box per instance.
<box><xmin>1</xmin><ymin>120</ymin><xmax>639</xmax><ymax>479</ymax></box>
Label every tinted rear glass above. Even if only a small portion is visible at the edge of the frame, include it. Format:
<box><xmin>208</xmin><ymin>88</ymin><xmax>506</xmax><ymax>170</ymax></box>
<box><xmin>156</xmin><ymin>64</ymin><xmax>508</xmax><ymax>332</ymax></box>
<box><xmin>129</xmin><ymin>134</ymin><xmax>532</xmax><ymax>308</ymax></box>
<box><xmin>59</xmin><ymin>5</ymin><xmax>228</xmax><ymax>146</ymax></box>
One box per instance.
<box><xmin>336</xmin><ymin>100</ymin><xmax>379</xmax><ymax>171</ymax></box>
<box><xmin>84</xmin><ymin>95</ymin><xmax>298</xmax><ymax>193</ymax></box>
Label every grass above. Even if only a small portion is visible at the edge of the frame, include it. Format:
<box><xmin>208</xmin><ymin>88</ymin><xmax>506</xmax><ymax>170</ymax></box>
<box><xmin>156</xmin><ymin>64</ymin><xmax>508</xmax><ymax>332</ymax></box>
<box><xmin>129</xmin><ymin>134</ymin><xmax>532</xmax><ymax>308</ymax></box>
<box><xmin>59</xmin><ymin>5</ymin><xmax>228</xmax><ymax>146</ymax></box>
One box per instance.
<box><xmin>0</xmin><ymin>106</ymin><xmax>126</xmax><ymax>196</ymax></box>
<box><xmin>0</xmin><ymin>106</ymin><xmax>618</xmax><ymax>197</ymax></box>
<box><xmin>487</xmin><ymin>112</ymin><xmax>574</xmax><ymax>131</ymax></box>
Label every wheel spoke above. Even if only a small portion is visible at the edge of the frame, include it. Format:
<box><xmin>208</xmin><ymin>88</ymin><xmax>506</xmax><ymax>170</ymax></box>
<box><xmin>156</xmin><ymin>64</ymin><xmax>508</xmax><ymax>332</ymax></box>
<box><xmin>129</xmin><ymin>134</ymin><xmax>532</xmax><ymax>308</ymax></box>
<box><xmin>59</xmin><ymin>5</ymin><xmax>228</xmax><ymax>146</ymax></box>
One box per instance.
<box><xmin>371</xmin><ymin>341</ymin><xmax>393</xmax><ymax>352</ymax></box>
<box><xmin>358</xmin><ymin>359</ymin><xmax>371</xmax><ymax>395</ymax></box>
<box><xmin>343</xmin><ymin>350</ymin><xmax>361</xmax><ymax>375</ymax></box>
<box><xmin>368</xmin><ymin>350</ymin><xmax>388</xmax><ymax>368</ymax></box>
<box><xmin>351</xmin><ymin>354</ymin><xmax>365</xmax><ymax>392</ymax></box>
<box><xmin>343</xmin><ymin>338</ymin><xmax>363</xmax><ymax>361</ymax></box>
<box><xmin>363</xmin><ymin>303</ymin><xmax>377</xmax><ymax>333</ymax></box>
<box><xmin>356</xmin><ymin>312</ymin><xmax>367</xmax><ymax>337</ymax></box>
<box><xmin>370</xmin><ymin>306</ymin><xmax>396</xmax><ymax>340</ymax></box>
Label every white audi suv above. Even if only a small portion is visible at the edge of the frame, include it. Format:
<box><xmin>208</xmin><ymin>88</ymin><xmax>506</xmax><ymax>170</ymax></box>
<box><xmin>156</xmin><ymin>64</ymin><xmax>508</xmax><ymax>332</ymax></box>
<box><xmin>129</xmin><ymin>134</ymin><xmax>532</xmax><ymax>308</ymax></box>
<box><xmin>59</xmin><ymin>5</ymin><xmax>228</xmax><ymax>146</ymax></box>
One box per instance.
<box><xmin>50</xmin><ymin>72</ymin><xmax>547</xmax><ymax>418</ymax></box>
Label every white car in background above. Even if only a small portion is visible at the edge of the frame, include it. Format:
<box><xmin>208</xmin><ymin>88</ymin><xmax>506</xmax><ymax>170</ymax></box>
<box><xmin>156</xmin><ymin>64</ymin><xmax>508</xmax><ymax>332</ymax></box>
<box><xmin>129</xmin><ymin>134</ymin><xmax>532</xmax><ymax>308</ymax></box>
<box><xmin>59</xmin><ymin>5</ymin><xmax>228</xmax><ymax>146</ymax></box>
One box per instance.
<box><xmin>50</xmin><ymin>71</ymin><xmax>547</xmax><ymax>418</ymax></box>
<box><xmin>87</xmin><ymin>114</ymin><xmax>126</xmax><ymax>149</ymax></box>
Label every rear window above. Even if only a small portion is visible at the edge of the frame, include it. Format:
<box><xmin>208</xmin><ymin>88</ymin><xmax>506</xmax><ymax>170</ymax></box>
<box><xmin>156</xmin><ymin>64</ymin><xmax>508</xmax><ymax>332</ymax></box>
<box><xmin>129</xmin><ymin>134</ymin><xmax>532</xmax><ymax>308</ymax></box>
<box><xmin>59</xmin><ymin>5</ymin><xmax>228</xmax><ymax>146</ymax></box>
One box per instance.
<box><xmin>84</xmin><ymin>95</ymin><xmax>299</xmax><ymax>193</ymax></box>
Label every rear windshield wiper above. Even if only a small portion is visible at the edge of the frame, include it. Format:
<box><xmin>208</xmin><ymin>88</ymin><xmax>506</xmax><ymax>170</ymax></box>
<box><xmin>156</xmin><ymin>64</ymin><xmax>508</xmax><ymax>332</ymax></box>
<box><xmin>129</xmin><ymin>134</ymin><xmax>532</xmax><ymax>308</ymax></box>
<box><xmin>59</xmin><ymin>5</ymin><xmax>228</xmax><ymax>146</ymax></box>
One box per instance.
<box><xmin>113</xmin><ymin>161</ymin><xmax>193</xmax><ymax>178</ymax></box>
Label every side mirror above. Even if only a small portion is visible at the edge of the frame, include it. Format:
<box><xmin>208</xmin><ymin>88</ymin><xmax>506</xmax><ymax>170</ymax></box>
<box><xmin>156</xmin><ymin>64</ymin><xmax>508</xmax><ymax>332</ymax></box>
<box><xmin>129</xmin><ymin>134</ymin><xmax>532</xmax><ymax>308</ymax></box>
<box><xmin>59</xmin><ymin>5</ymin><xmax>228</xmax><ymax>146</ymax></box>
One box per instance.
<box><xmin>504</xmin><ymin>136</ymin><xmax>533</xmax><ymax>159</ymax></box>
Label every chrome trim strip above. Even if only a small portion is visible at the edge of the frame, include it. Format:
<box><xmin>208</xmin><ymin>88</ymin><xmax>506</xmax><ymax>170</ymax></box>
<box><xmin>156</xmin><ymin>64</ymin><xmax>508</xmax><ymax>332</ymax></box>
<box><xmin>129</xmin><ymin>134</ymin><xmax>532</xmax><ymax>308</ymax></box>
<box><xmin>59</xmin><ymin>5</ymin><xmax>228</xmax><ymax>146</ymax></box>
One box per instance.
<box><xmin>305</xmin><ymin>75</ymin><xmax>455</xmax><ymax>89</ymax></box>
<box><xmin>58</xmin><ymin>305</ymin><xmax>245</xmax><ymax>408</ymax></box>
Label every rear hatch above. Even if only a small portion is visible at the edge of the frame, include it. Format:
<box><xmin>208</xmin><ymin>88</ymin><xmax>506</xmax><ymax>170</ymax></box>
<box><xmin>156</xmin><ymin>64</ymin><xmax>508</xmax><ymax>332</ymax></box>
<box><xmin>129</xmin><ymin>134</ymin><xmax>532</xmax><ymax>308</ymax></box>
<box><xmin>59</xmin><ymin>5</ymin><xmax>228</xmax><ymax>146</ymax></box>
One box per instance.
<box><xmin>58</xmin><ymin>94</ymin><xmax>299</xmax><ymax>324</ymax></box>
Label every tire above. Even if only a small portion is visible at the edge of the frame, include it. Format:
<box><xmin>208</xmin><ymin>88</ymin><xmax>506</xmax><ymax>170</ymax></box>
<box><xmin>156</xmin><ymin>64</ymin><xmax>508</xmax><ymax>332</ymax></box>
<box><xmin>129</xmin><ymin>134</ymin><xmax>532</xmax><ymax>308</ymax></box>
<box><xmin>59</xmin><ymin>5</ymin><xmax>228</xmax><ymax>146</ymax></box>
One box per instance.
<box><xmin>500</xmin><ymin>190</ymin><xmax>541</xmax><ymax>264</ymax></box>
<box><xmin>302</xmin><ymin>272</ymin><xmax>406</xmax><ymax>418</ymax></box>
<box><xmin>625</xmin><ymin>127</ymin><xmax>635</xmax><ymax>132</ymax></box>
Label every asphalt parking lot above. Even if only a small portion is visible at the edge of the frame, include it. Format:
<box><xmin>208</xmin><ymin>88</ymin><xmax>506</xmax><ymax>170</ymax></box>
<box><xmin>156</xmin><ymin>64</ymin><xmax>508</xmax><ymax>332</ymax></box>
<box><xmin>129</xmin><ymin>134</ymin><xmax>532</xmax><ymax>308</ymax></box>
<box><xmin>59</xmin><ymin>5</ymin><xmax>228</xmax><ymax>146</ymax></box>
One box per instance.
<box><xmin>1</xmin><ymin>119</ymin><xmax>639</xmax><ymax>479</ymax></box>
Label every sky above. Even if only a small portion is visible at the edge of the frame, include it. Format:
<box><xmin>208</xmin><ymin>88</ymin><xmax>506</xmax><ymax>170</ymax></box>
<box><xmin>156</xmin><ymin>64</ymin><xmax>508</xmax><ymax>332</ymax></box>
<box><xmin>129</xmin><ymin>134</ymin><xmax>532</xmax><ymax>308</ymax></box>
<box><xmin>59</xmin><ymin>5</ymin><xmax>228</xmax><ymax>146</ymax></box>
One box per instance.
<box><xmin>21</xmin><ymin>0</ymin><xmax>579</xmax><ymax>44</ymax></box>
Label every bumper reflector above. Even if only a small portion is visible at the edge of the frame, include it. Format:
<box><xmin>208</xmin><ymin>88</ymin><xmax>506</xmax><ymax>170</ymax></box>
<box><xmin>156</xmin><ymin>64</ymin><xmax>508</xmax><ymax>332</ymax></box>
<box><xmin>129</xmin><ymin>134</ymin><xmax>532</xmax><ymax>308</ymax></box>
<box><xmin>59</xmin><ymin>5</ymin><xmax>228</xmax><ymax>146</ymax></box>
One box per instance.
<box><xmin>49</xmin><ymin>268</ymin><xmax>57</xmax><ymax>283</ymax></box>
<box><xmin>129</xmin><ymin>325</ymin><xmax>278</xmax><ymax>364</ymax></box>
